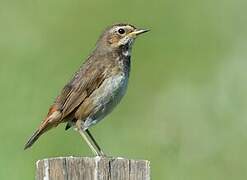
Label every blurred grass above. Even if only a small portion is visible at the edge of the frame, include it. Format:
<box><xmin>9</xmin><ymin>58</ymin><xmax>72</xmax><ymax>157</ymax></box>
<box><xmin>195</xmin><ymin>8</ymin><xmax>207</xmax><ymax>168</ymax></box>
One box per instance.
<box><xmin>0</xmin><ymin>0</ymin><xmax>247</xmax><ymax>179</ymax></box>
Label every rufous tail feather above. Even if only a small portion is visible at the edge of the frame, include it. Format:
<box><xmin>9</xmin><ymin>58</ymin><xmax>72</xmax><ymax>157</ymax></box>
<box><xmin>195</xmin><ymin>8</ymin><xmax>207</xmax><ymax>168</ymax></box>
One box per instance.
<box><xmin>24</xmin><ymin>111</ymin><xmax>61</xmax><ymax>150</ymax></box>
<box><xmin>24</xmin><ymin>129</ymin><xmax>43</xmax><ymax>150</ymax></box>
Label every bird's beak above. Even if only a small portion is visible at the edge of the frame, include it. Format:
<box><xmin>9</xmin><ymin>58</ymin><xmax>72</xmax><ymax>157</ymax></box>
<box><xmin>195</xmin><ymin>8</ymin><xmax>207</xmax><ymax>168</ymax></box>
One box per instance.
<box><xmin>134</xmin><ymin>29</ymin><xmax>150</xmax><ymax>35</ymax></box>
<box><xmin>129</xmin><ymin>29</ymin><xmax>150</xmax><ymax>38</ymax></box>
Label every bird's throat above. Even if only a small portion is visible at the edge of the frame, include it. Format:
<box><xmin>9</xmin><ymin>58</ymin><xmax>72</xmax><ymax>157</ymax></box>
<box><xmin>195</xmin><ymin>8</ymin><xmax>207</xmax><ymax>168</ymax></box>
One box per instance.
<box><xmin>119</xmin><ymin>43</ymin><xmax>132</xmax><ymax>58</ymax></box>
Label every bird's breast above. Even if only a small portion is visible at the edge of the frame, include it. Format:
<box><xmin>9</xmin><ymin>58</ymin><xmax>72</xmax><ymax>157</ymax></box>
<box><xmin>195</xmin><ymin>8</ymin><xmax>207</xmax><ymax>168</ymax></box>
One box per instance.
<box><xmin>94</xmin><ymin>71</ymin><xmax>129</xmax><ymax>107</ymax></box>
<box><xmin>81</xmin><ymin>70</ymin><xmax>129</xmax><ymax>129</ymax></box>
<box><xmin>89</xmin><ymin>71</ymin><xmax>129</xmax><ymax>122</ymax></box>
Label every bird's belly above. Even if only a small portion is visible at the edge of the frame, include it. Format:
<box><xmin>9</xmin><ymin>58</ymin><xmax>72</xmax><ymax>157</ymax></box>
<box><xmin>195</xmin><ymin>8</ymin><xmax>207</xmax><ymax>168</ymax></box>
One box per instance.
<box><xmin>83</xmin><ymin>73</ymin><xmax>129</xmax><ymax>129</ymax></box>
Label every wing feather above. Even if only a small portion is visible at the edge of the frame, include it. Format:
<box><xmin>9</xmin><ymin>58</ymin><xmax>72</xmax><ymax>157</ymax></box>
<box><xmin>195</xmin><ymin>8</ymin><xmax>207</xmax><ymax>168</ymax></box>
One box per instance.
<box><xmin>54</xmin><ymin>60</ymin><xmax>107</xmax><ymax>119</ymax></box>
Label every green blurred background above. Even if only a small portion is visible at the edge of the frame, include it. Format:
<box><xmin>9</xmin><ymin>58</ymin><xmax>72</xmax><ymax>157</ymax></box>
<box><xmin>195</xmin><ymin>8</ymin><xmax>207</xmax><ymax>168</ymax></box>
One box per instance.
<box><xmin>1</xmin><ymin>0</ymin><xmax>247</xmax><ymax>179</ymax></box>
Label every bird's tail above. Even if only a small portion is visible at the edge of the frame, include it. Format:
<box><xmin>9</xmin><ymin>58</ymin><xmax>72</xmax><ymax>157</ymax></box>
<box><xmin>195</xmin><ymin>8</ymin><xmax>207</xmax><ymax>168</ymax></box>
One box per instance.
<box><xmin>24</xmin><ymin>128</ymin><xmax>44</xmax><ymax>150</ymax></box>
<box><xmin>24</xmin><ymin>106</ymin><xmax>62</xmax><ymax>150</ymax></box>
<box><xmin>24</xmin><ymin>119</ymin><xmax>56</xmax><ymax>150</ymax></box>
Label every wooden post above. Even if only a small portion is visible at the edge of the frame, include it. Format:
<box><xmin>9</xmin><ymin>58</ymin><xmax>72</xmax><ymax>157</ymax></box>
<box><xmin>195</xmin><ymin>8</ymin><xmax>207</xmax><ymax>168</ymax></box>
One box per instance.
<box><xmin>36</xmin><ymin>156</ymin><xmax>150</xmax><ymax>180</ymax></box>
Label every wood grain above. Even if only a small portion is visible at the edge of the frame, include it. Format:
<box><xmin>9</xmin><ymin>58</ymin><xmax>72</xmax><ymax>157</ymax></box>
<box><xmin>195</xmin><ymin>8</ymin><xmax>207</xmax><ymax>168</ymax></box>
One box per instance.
<box><xmin>36</xmin><ymin>157</ymin><xmax>150</xmax><ymax>180</ymax></box>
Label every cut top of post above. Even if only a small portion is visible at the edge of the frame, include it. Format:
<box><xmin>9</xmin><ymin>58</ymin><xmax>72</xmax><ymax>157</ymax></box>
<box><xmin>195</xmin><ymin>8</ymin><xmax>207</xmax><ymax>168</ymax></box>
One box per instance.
<box><xmin>36</xmin><ymin>156</ymin><xmax>150</xmax><ymax>180</ymax></box>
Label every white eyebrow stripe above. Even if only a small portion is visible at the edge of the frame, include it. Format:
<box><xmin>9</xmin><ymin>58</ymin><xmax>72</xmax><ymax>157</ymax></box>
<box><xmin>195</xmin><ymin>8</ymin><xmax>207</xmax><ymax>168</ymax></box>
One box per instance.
<box><xmin>110</xmin><ymin>25</ymin><xmax>134</xmax><ymax>33</ymax></box>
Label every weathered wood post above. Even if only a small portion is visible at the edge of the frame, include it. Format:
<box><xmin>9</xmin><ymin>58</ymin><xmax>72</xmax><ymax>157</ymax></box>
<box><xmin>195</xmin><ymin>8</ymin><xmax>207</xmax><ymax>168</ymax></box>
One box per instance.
<box><xmin>36</xmin><ymin>157</ymin><xmax>150</xmax><ymax>180</ymax></box>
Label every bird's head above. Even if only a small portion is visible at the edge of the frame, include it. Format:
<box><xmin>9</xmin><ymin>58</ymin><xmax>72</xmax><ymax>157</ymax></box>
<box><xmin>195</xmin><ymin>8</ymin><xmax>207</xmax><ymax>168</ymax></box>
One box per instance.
<box><xmin>95</xmin><ymin>23</ymin><xmax>149</xmax><ymax>53</ymax></box>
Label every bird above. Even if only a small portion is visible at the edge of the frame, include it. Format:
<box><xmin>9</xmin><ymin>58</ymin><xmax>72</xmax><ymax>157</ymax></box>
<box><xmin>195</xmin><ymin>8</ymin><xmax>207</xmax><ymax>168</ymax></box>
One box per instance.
<box><xmin>24</xmin><ymin>23</ymin><xmax>149</xmax><ymax>156</ymax></box>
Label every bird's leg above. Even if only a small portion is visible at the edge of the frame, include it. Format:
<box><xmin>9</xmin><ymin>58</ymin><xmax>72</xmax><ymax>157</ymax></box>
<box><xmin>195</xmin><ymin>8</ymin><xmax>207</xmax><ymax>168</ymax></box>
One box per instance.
<box><xmin>76</xmin><ymin>120</ymin><xmax>105</xmax><ymax>156</ymax></box>
<box><xmin>85</xmin><ymin>129</ymin><xmax>105</xmax><ymax>156</ymax></box>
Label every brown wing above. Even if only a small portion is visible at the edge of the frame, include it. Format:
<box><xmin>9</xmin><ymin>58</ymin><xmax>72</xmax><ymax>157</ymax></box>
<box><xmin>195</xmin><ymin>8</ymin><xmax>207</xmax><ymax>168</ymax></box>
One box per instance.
<box><xmin>24</xmin><ymin>57</ymin><xmax>109</xmax><ymax>150</ymax></box>
<box><xmin>54</xmin><ymin>59</ymin><xmax>108</xmax><ymax>120</ymax></box>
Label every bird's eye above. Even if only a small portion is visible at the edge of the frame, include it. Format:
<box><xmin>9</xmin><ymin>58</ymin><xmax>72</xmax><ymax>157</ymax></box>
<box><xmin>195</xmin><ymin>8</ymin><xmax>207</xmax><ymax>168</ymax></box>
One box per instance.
<box><xmin>118</xmin><ymin>28</ymin><xmax>125</xmax><ymax>34</ymax></box>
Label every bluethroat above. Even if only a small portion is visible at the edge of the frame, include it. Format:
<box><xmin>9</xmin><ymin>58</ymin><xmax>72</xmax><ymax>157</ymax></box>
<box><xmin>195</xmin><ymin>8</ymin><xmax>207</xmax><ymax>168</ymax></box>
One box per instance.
<box><xmin>24</xmin><ymin>23</ymin><xmax>149</xmax><ymax>156</ymax></box>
